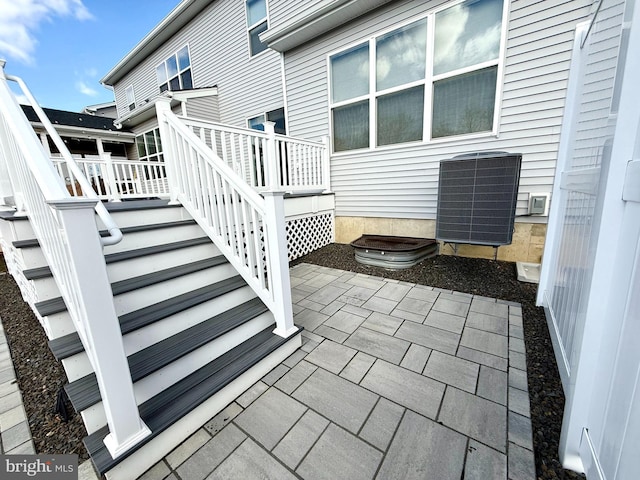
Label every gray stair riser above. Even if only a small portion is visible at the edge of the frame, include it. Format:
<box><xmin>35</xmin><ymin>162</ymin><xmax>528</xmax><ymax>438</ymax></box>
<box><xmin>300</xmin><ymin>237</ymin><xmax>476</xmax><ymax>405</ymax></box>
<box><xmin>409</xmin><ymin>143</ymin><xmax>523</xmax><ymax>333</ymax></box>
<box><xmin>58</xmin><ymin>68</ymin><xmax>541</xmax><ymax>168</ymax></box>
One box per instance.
<box><xmin>28</xmin><ymin>243</ymin><xmax>222</xmax><ymax>302</ymax></box>
<box><xmin>96</xmin><ymin>205</ymin><xmax>192</xmax><ymax>230</ymax></box>
<box><xmin>101</xmin><ymin>333</ymin><xmax>302</xmax><ymax>480</ymax></box>
<box><xmin>60</xmin><ymin>285</ymin><xmax>256</xmax><ymax>382</ymax></box>
<box><xmin>112</xmin><ymin>263</ymin><xmax>237</xmax><ymax>317</ymax></box>
<box><xmin>103</xmin><ymin>224</ymin><xmax>205</xmax><ymax>255</ymax></box>
<box><xmin>80</xmin><ymin>311</ymin><xmax>275</xmax><ymax>434</ymax></box>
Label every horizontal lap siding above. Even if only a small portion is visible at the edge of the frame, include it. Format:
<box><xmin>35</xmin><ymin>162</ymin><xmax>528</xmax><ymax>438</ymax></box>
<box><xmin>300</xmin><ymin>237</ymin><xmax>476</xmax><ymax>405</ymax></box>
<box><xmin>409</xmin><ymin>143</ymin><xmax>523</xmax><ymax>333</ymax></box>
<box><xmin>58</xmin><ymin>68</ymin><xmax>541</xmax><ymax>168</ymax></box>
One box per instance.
<box><xmin>114</xmin><ymin>0</ymin><xmax>282</xmax><ymax>127</ymax></box>
<box><xmin>284</xmin><ymin>0</ymin><xmax>591</xmax><ymax>220</ymax></box>
<box><xmin>185</xmin><ymin>96</ymin><xmax>220</xmax><ymax>122</ymax></box>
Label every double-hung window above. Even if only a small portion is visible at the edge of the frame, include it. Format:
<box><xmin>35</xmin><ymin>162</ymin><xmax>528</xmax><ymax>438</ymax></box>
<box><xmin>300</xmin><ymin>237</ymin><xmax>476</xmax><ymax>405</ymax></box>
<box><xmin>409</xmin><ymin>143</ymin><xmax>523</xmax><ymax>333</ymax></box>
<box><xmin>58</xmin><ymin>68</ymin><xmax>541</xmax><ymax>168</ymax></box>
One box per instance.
<box><xmin>330</xmin><ymin>0</ymin><xmax>505</xmax><ymax>152</ymax></box>
<box><xmin>126</xmin><ymin>85</ymin><xmax>136</xmax><ymax>111</ymax></box>
<box><xmin>246</xmin><ymin>0</ymin><xmax>269</xmax><ymax>56</ymax></box>
<box><xmin>156</xmin><ymin>45</ymin><xmax>193</xmax><ymax>92</ymax></box>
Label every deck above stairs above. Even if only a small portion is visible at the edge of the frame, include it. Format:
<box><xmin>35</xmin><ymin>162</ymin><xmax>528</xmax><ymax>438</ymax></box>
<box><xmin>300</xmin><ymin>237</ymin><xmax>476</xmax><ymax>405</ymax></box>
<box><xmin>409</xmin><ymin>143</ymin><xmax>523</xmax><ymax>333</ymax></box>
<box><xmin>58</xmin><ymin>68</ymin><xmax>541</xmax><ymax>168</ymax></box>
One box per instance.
<box><xmin>0</xmin><ymin>200</ymin><xmax>302</xmax><ymax>479</ymax></box>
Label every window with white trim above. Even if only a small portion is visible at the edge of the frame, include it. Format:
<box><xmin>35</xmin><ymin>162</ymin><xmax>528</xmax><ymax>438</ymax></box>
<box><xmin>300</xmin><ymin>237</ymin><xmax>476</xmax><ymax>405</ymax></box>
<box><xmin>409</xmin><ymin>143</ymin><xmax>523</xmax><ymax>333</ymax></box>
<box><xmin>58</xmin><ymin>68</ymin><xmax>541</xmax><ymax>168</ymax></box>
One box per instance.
<box><xmin>329</xmin><ymin>0</ymin><xmax>504</xmax><ymax>152</ymax></box>
<box><xmin>126</xmin><ymin>85</ymin><xmax>136</xmax><ymax>111</ymax></box>
<box><xmin>248</xmin><ymin>107</ymin><xmax>286</xmax><ymax>134</ymax></box>
<box><xmin>156</xmin><ymin>45</ymin><xmax>193</xmax><ymax>93</ymax></box>
<box><xmin>135</xmin><ymin>128</ymin><xmax>163</xmax><ymax>162</ymax></box>
<box><xmin>246</xmin><ymin>0</ymin><xmax>269</xmax><ymax>56</ymax></box>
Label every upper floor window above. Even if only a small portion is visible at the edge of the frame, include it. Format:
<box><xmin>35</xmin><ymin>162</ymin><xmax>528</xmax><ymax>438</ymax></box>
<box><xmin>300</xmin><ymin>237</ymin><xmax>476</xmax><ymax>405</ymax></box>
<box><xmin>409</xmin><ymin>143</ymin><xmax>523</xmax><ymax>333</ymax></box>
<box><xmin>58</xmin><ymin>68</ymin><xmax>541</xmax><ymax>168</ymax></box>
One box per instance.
<box><xmin>126</xmin><ymin>85</ymin><xmax>136</xmax><ymax>111</ymax></box>
<box><xmin>156</xmin><ymin>45</ymin><xmax>193</xmax><ymax>93</ymax></box>
<box><xmin>329</xmin><ymin>0</ymin><xmax>505</xmax><ymax>152</ymax></box>
<box><xmin>248</xmin><ymin>107</ymin><xmax>286</xmax><ymax>134</ymax></box>
<box><xmin>246</xmin><ymin>0</ymin><xmax>268</xmax><ymax>56</ymax></box>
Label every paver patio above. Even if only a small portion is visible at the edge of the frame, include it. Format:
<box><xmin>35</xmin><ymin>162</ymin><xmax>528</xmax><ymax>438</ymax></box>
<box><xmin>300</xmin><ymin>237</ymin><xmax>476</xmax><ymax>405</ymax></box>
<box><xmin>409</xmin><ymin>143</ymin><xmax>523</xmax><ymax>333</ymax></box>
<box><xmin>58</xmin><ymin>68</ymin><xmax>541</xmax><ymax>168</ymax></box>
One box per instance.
<box><xmin>141</xmin><ymin>263</ymin><xmax>536</xmax><ymax>480</ymax></box>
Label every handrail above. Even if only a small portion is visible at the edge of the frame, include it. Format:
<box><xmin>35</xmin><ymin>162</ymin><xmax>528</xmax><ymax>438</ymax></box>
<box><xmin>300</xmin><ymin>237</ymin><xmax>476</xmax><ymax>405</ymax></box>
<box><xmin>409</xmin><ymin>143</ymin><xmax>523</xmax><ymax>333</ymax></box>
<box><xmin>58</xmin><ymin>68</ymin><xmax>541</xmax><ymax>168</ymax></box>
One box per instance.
<box><xmin>6</xmin><ymin>74</ymin><xmax>122</xmax><ymax>246</ymax></box>
<box><xmin>157</xmin><ymin>101</ymin><xmax>295</xmax><ymax>337</ymax></box>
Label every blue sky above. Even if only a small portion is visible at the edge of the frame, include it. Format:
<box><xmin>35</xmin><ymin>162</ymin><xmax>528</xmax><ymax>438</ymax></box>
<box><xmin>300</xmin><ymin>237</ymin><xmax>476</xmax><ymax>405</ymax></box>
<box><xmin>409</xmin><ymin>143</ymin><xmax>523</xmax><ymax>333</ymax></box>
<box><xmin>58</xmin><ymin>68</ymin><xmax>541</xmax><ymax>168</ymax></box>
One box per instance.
<box><xmin>0</xmin><ymin>0</ymin><xmax>180</xmax><ymax>111</ymax></box>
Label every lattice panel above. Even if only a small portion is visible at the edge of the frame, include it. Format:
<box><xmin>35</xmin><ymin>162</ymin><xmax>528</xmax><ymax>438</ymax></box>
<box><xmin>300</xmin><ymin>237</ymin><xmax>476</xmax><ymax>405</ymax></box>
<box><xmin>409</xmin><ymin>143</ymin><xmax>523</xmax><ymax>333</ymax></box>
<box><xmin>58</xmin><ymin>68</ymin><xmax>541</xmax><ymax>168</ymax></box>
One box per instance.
<box><xmin>286</xmin><ymin>213</ymin><xmax>334</xmax><ymax>261</ymax></box>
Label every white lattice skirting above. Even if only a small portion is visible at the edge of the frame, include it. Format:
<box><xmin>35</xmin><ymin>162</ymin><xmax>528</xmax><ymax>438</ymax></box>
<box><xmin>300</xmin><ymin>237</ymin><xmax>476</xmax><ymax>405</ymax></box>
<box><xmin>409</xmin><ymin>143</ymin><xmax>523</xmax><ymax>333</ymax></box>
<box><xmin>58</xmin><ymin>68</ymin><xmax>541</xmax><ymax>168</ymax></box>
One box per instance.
<box><xmin>286</xmin><ymin>212</ymin><xmax>334</xmax><ymax>261</ymax></box>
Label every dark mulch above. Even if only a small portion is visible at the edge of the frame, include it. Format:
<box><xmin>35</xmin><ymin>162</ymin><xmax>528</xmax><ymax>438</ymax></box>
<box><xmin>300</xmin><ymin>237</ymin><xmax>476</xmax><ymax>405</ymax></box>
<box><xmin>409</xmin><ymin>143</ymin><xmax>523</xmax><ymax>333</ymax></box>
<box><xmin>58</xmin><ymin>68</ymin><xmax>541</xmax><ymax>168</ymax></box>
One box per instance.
<box><xmin>292</xmin><ymin>243</ymin><xmax>583</xmax><ymax>480</ymax></box>
<box><xmin>0</xmin><ymin>244</ymin><xmax>582</xmax><ymax>479</ymax></box>
<box><xmin>0</xmin><ymin>254</ymin><xmax>88</xmax><ymax>460</ymax></box>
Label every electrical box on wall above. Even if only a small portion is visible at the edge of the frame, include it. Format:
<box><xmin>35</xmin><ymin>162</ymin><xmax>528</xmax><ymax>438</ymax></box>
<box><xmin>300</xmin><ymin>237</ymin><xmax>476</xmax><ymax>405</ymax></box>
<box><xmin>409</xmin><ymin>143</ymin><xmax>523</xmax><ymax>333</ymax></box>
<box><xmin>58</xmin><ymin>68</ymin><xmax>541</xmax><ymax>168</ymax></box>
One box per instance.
<box><xmin>528</xmin><ymin>193</ymin><xmax>550</xmax><ymax>216</ymax></box>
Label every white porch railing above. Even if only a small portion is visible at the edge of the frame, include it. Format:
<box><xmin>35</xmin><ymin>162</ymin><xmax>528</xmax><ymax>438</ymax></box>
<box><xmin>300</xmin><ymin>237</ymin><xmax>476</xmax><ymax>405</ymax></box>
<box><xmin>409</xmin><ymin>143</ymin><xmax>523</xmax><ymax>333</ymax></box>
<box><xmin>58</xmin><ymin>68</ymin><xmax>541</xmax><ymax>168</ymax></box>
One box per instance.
<box><xmin>51</xmin><ymin>154</ymin><xmax>170</xmax><ymax>200</ymax></box>
<box><xmin>0</xmin><ymin>62</ymin><xmax>151</xmax><ymax>458</ymax></box>
<box><xmin>157</xmin><ymin>100</ymin><xmax>296</xmax><ymax>338</ymax></box>
<box><xmin>178</xmin><ymin>116</ymin><xmax>330</xmax><ymax>193</ymax></box>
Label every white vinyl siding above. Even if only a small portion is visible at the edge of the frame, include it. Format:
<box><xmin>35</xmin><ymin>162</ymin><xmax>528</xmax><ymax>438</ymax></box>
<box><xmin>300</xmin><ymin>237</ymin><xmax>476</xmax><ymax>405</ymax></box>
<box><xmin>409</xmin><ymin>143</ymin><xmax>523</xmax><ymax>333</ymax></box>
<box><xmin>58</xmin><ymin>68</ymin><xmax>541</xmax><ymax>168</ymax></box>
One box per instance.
<box><xmin>113</xmin><ymin>0</ymin><xmax>282</xmax><ymax>128</ymax></box>
<box><xmin>283</xmin><ymin>0</ymin><xmax>592</xmax><ymax>220</ymax></box>
<box><xmin>184</xmin><ymin>96</ymin><xmax>220</xmax><ymax>122</ymax></box>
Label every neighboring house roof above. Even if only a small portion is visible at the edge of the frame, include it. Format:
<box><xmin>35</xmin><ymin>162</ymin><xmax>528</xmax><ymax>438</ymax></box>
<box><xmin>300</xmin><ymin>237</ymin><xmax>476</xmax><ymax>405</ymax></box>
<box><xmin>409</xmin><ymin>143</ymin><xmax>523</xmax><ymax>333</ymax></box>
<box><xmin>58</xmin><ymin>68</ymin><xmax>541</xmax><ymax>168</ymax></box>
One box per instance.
<box><xmin>262</xmin><ymin>0</ymin><xmax>394</xmax><ymax>52</ymax></box>
<box><xmin>21</xmin><ymin>105</ymin><xmax>125</xmax><ymax>132</ymax></box>
<box><xmin>101</xmin><ymin>0</ymin><xmax>211</xmax><ymax>86</ymax></box>
<box><xmin>82</xmin><ymin>101</ymin><xmax>118</xmax><ymax>117</ymax></box>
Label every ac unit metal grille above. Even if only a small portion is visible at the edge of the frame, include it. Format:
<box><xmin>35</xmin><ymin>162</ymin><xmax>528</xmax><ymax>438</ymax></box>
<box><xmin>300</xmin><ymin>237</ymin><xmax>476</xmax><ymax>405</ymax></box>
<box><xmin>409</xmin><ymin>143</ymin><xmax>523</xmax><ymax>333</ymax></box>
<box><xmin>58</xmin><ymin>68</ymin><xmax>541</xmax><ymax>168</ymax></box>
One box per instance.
<box><xmin>436</xmin><ymin>152</ymin><xmax>522</xmax><ymax>246</ymax></box>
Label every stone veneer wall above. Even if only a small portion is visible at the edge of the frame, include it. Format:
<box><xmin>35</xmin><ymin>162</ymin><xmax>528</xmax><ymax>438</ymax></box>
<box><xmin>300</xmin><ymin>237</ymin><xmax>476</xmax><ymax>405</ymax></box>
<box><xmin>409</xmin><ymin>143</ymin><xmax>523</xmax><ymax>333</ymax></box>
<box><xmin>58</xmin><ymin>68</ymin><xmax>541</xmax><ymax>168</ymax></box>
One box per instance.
<box><xmin>335</xmin><ymin>217</ymin><xmax>546</xmax><ymax>264</ymax></box>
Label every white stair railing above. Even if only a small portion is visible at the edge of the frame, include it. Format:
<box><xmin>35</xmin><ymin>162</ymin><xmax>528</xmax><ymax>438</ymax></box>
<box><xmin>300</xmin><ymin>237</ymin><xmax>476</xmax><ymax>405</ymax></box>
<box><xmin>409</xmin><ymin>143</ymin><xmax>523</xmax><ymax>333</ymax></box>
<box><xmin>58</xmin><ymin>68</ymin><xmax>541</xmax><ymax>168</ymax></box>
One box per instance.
<box><xmin>178</xmin><ymin>116</ymin><xmax>330</xmax><ymax>193</ymax></box>
<box><xmin>156</xmin><ymin>99</ymin><xmax>296</xmax><ymax>338</ymax></box>
<box><xmin>0</xmin><ymin>62</ymin><xmax>151</xmax><ymax>458</ymax></box>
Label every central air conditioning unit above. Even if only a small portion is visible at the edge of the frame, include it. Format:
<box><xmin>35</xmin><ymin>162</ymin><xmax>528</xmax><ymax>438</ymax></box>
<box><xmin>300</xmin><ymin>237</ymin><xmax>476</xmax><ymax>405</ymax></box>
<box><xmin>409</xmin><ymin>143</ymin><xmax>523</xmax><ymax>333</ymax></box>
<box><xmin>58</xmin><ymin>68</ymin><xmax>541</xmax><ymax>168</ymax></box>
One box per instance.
<box><xmin>436</xmin><ymin>151</ymin><xmax>522</xmax><ymax>247</ymax></box>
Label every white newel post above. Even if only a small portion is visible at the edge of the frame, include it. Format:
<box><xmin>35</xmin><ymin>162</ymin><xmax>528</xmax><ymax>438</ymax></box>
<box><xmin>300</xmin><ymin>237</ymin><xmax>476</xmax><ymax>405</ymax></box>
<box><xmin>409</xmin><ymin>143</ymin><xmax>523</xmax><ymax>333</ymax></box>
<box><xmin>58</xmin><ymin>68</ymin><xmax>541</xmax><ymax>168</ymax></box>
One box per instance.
<box><xmin>262</xmin><ymin>191</ymin><xmax>296</xmax><ymax>338</ymax></box>
<box><xmin>50</xmin><ymin>198</ymin><xmax>151</xmax><ymax>458</ymax></box>
<box><xmin>155</xmin><ymin>99</ymin><xmax>180</xmax><ymax>204</ymax></box>
<box><xmin>322</xmin><ymin>136</ymin><xmax>331</xmax><ymax>192</ymax></box>
<box><xmin>264</xmin><ymin>122</ymin><xmax>279</xmax><ymax>191</ymax></box>
<box><xmin>98</xmin><ymin>141</ymin><xmax>121</xmax><ymax>202</ymax></box>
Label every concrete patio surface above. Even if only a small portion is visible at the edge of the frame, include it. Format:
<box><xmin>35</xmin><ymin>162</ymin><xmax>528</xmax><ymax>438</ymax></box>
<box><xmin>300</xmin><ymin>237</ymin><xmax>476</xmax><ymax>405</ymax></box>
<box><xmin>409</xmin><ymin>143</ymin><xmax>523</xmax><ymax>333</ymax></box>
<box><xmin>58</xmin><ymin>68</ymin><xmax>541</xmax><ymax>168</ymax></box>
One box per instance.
<box><xmin>139</xmin><ymin>263</ymin><xmax>536</xmax><ymax>480</ymax></box>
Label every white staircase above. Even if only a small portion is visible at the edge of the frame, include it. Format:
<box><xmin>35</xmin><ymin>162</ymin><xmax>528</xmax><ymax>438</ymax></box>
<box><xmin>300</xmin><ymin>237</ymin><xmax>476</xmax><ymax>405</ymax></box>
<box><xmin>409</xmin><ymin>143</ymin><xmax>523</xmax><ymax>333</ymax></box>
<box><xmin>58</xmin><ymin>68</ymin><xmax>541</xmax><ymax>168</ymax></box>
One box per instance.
<box><xmin>0</xmin><ymin>64</ymin><xmax>316</xmax><ymax>479</ymax></box>
<box><xmin>1</xmin><ymin>200</ymin><xmax>301</xmax><ymax>479</ymax></box>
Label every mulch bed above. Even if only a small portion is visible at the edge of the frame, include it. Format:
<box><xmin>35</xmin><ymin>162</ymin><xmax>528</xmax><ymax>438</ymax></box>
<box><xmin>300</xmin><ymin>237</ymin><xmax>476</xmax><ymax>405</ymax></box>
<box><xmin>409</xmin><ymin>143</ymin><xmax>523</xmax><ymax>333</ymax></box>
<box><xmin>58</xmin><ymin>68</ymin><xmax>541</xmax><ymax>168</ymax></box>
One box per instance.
<box><xmin>0</xmin><ymin>244</ymin><xmax>583</xmax><ymax>478</ymax></box>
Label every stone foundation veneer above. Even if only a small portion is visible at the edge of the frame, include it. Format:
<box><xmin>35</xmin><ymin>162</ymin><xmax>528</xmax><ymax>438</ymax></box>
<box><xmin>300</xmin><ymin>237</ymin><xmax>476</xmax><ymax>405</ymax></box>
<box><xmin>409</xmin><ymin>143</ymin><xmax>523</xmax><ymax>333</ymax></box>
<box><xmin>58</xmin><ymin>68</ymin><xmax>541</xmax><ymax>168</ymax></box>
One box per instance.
<box><xmin>335</xmin><ymin>217</ymin><xmax>546</xmax><ymax>264</ymax></box>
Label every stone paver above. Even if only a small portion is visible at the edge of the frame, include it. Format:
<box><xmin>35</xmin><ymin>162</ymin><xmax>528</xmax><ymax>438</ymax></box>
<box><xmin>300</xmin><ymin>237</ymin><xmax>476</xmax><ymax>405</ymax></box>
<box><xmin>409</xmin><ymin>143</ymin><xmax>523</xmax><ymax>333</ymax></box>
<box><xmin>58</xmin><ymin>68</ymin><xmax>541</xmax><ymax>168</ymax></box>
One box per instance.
<box><xmin>304</xmin><ymin>340</ymin><xmax>357</xmax><ymax>374</ymax></box>
<box><xmin>293</xmin><ymin>368</ymin><xmax>378</xmax><ymax>433</ymax></box>
<box><xmin>236</xmin><ymin>381</ymin><xmax>269</xmax><ymax>408</ymax></box>
<box><xmin>273</xmin><ymin>409</ymin><xmax>329</xmax><ymax>469</ymax></box>
<box><xmin>424</xmin><ymin>351</ymin><xmax>479</xmax><ymax>393</ymax></box>
<box><xmin>466</xmin><ymin>311</ymin><xmax>509</xmax><ymax>335</ymax></box>
<box><xmin>210</xmin><ymin>438</ymin><xmax>298</xmax><ymax>480</ymax></box>
<box><xmin>376</xmin><ymin>283</ymin><xmax>411</xmax><ymax>302</ymax></box>
<box><xmin>314</xmin><ymin>325</ymin><xmax>350</xmax><ymax>343</ymax></box>
<box><xmin>509</xmin><ymin>367</ymin><xmax>528</xmax><ymax>392</ymax></box>
<box><xmin>166</xmin><ymin>429</ymin><xmax>211</xmax><ymax>469</ymax></box>
<box><xmin>361</xmin><ymin>360</ymin><xmax>445</xmax><ymax>420</ymax></box>
<box><xmin>339</xmin><ymin>351</ymin><xmax>376</xmax><ymax>384</ymax></box>
<box><xmin>361</xmin><ymin>296</ymin><xmax>398</xmax><ymax>315</ymax></box>
<box><xmin>477</xmin><ymin>365</ymin><xmax>508</xmax><ymax>406</ymax></box>
<box><xmin>296</xmin><ymin>423</ymin><xmax>383</xmax><ymax>480</ymax></box>
<box><xmin>464</xmin><ymin>440</ymin><xmax>507</xmax><ymax>480</ymax></box>
<box><xmin>345</xmin><ymin>327</ymin><xmax>410</xmax><ymax>364</ymax></box>
<box><xmin>508</xmin><ymin>387</ymin><xmax>531</xmax><ymax>418</ymax></box>
<box><xmin>395</xmin><ymin>321</ymin><xmax>460</xmax><ymax>355</ymax></box>
<box><xmin>377</xmin><ymin>410</ymin><xmax>467</xmax><ymax>480</ymax></box>
<box><xmin>432</xmin><ymin>296</ymin><xmax>470</xmax><ymax>317</ymax></box>
<box><xmin>395</xmin><ymin>297</ymin><xmax>433</xmax><ymax>316</ymax></box>
<box><xmin>323</xmin><ymin>309</ymin><xmax>365</xmax><ymax>334</ymax></box>
<box><xmin>359</xmin><ymin>397</ymin><xmax>404</xmax><ymax>451</ymax></box>
<box><xmin>204</xmin><ymin>402</ymin><xmax>243</xmax><ymax>435</ymax></box>
<box><xmin>439</xmin><ymin>387</ymin><xmax>507</xmax><ymax>453</ymax></box>
<box><xmin>460</xmin><ymin>327</ymin><xmax>508</xmax><ymax>358</ymax></box>
<box><xmin>275</xmin><ymin>360</ymin><xmax>317</xmax><ymax>394</ymax></box>
<box><xmin>471</xmin><ymin>298</ymin><xmax>509</xmax><ymax>318</ymax></box>
<box><xmin>235</xmin><ymin>388</ymin><xmax>307</xmax><ymax>450</ymax></box>
<box><xmin>295</xmin><ymin>309</ymin><xmax>329</xmax><ymax>332</ymax></box>
<box><xmin>177</xmin><ymin>424</ymin><xmax>246</xmax><ymax>480</ymax></box>
<box><xmin>361</xmin><ymin>311</ymin><xmax>403</xmax><ymax>336</ymax></box>
<box><xmin>399</xmin><ymin>343</ymin><xmax>431</xmax><ymax>373</ymax></box>
<box><xmin>424</xmin><ymin>310</ymin><xmax>466</xmax><ymax>334</ymax></box>
<box><xmin>458</xmin><ymin>346</ymin><xmax>508</xmax><ymax>371</ymax></box>
<box><xmin>508</xmin><ymin>442</ymin><xmax>536</xmax><ymax>480</ymax></box>
<box><xmin>509</xmin><ymin>411</ymin><xmax>534</xmax><ymax>451</ymax></box>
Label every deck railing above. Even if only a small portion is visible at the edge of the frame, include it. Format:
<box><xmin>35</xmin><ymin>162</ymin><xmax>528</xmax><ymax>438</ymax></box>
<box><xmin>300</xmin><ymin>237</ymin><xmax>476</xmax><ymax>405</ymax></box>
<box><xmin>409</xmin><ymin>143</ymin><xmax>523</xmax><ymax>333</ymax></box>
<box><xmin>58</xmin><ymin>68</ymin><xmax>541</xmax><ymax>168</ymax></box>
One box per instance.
<box><xmin>52</xmin><ymin>154</ymin><xmax>170</xmax><ymax>200</ymax></box>
<box><xmin>178</xmin><ymin>116</ymin><xmax>330</xmax><ymax>193</ymax></box>
<box><xmin>0</xmin><ymin>62</ymin><xmax>150</xmax><ymax>458</ymax></box>
<box><xmin>157</xmin><ymin>100</ymin><xmax>296</xmax><ymax>338</ymax></box>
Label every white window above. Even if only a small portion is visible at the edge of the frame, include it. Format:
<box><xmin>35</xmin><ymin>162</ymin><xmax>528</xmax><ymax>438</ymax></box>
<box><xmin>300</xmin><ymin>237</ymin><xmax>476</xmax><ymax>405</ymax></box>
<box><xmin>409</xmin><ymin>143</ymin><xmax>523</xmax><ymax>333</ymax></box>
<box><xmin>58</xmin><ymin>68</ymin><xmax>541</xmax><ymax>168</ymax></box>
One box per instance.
<box><xmin>329</xmin><ymin>0</ymin><xmax>505</xmax><ymax>152</ymax></box>
<box><xmin>126</xmin><ymin>85</ymin><xmax>135</xmax><ymax>111</ymax></box>
<box><xmin>246</xmin><ymin>0</ymin><xmax>268</xmax><ymax>56</ymax></box>
<box><xmin>248</xmin><ymin>107</ymin><xmax>286</xmax><ymax>134</ymax></box>
<box><xmin>135</xmin><ymin>128</ymin><xmax>163</xmax><ymax>162</ymax></box>
<box><xmin>156</xmin><ymin>45</ymin><xmax>193</xmax><ymax>93</ymax></box>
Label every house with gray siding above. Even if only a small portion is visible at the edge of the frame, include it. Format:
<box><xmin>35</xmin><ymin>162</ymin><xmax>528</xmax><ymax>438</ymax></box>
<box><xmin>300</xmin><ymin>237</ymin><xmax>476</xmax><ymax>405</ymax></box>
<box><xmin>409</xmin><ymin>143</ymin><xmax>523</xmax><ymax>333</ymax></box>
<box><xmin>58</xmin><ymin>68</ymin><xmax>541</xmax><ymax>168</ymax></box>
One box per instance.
<box><xmin>102</xmin><ymin>0</ymin><xmax>594</xmax><ymax>264</ymax></box>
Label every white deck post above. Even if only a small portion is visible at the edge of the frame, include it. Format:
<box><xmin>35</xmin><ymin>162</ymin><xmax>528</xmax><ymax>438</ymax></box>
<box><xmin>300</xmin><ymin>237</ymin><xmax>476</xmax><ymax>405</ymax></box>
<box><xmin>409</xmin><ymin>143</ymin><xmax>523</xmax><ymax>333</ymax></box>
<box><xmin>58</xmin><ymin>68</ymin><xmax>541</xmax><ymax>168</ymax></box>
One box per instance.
<box><xmin>322</xmin><ymin>135</ymin><xmax>331</xmax><ymax>192</ymax></box>
<box><xmin>262</xmin><ymin>191</ymin><xmax>296</xmax><ymax>338</ymax></box>
<box><xmin>264</xmin><ymin>122</ymin><xmax>280</xmax><ymax>190</ymax></box>
<box><xmin>155</xmin><ymin>99</ymin><xmax>180</xmax><ymax>204</ymax></box>
<box><xmin>98</xmin><ymin>140</ymin><xmax>121</xmax><ymax>202</ymax></box>
<box><xmin>51</xmin><ymin>198</ymin><xmax>150</xmax><ymax>458</ymax></box>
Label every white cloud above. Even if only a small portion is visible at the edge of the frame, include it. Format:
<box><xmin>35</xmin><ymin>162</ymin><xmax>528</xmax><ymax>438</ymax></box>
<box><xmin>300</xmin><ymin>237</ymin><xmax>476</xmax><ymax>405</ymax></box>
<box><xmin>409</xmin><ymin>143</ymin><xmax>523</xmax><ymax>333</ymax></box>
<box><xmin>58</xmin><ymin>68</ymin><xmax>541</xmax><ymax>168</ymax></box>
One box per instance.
<box><xmin>76</xmin><ymin>80</ymin><xmax>98</xmax><ymax>97</ymax></box>
<box><xmin>0</xmin><ymin>0</ymin><xmax>93</xmax><ymax>65</ymax></box>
